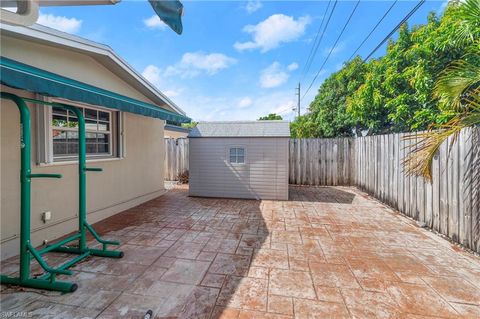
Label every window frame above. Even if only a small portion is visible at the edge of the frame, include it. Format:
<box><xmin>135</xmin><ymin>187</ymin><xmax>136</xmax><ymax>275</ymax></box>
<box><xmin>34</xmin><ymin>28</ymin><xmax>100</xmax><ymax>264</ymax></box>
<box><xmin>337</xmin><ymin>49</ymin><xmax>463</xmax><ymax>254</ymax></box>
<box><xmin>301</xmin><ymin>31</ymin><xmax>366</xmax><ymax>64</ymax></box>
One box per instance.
<box><xmin>228</xmin><ymin>146</ymin><xmax>246</xmax><ymax>165</ymax></box>
<box><xmin>37</xmin><ymin>97</ymin><xmax>123</xmax><ymax>164</ymax></box>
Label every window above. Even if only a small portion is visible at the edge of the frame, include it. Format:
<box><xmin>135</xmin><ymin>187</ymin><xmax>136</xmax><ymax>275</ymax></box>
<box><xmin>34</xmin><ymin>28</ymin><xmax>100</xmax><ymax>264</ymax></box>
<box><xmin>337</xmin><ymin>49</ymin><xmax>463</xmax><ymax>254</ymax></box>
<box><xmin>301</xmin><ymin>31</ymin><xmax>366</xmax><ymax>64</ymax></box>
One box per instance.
<box><xmin>51</xmin><ymin>106</ymin><xmax>114</xmax><ymax>159</ymax></box>
<box><xmin>229</xmin><ymin>147</ymin><xmax>245</xmax><ymax>164</ymax></box>
<box><xmin>36</xmin><ymin>97</ymin><xmax>123</xmax><ymax>164</ymax></box>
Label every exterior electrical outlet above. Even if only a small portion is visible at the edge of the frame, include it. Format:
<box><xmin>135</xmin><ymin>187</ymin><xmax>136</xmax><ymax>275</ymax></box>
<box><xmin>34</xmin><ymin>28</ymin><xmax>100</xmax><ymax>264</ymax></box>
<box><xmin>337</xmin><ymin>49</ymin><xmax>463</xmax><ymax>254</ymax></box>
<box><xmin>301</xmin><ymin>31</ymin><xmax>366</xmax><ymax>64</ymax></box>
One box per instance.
<box><xmin>42</xmin><ymin>211</ymin><xmax>51</xmax><ymax>223</ymax></box>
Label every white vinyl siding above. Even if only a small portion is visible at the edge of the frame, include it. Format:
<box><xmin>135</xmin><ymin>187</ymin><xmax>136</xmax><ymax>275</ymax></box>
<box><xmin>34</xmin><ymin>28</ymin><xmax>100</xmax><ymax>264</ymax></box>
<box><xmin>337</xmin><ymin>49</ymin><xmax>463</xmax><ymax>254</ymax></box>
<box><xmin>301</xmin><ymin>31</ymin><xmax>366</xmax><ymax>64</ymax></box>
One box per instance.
<box><xmin>189</xmin><ymin>137</ymin><xmax>289</xmax><ymax>200</ymax></box>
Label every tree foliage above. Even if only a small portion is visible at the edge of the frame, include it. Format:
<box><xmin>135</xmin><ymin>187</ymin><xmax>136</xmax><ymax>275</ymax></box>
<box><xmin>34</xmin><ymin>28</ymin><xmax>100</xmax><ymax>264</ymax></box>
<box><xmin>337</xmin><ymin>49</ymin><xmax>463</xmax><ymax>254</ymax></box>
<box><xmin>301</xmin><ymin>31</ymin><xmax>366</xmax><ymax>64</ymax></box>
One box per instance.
<box><xmin>258</xmin><ymin>113</ymin><xmax>283</xmax><ymax>120</ymax></box>
<box><xmin>181</xmin><ymin>121</ymin><xmax>198</xmax><ymax>129</ymax></box>
<box><xmin>403</xmin><ymin>0</ymin><xmax>480</xmax><ymax>181</ymax></box>
<box><xmin>291</xmin><ymin>1</ymin><xmax>479</xmax><ymax>138</ymax></box>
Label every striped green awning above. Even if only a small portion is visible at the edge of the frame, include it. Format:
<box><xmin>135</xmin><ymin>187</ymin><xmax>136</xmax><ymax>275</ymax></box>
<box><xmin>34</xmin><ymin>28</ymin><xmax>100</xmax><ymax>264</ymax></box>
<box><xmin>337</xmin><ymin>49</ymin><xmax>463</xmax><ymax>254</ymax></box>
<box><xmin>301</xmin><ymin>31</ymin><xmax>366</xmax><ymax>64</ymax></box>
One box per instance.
<box><xmin>0</xmin><ymin>57</ymin><xmax>190</xmax><ymax>123</ymax></box>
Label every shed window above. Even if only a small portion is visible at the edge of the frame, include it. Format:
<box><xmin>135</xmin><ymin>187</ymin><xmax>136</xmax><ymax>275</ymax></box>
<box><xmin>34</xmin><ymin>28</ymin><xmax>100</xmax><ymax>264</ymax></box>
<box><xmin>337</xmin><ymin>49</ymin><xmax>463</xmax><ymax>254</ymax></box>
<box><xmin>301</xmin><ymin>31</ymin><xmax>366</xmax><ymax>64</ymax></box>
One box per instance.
<box><xmin>229</xmin><ymin>147</ymin><xmax>245</xmax><ymax>164</ymax></box>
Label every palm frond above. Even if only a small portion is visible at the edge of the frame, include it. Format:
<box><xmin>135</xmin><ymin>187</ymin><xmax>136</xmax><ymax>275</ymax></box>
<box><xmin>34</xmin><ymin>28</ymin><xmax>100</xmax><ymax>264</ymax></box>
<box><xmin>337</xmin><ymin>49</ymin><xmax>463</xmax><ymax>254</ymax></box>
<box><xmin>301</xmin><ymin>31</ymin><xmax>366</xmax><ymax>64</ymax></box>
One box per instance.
<box><xmin>461</xmin><ymin>0</ymin><xmax>480</xmax><ymax>28</ymax></box>
<box><xmin>403</xmin><ymin>93</ymin><xmax>480</xmax><ymax>182</ymax></box>
<box><xmin>453</xmin><ymin>0</ymin><xmax>480</xmax><ymax>44</ymax></box>
<box><xmin>434</xmin><ymin>54</ymin><xmax>480</xmax><ymax>111</ymax></box>
<box><xmin>403</xmin><ymin>124</ymin><xmax>460</xmax><ymax>182</ymax></box>
<box><xmin>403</xmin><ymin>0</ymin><xmax>480</xmax><ymax>182</ymax></box>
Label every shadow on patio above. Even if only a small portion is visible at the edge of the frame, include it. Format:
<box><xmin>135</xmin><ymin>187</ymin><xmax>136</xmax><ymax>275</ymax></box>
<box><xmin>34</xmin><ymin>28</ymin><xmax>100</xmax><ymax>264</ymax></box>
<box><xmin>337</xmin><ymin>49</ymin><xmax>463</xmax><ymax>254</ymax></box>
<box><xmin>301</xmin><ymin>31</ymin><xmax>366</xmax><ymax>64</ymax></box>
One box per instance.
<box><xmin>1</xmin><ymin>185</ymin><xmax>480</xmax><ymax>318</ymax></box>
<box><xmin>289</xmin><ymin>185</ymin><xmax>356</xmax><ymax>204</ymax></box>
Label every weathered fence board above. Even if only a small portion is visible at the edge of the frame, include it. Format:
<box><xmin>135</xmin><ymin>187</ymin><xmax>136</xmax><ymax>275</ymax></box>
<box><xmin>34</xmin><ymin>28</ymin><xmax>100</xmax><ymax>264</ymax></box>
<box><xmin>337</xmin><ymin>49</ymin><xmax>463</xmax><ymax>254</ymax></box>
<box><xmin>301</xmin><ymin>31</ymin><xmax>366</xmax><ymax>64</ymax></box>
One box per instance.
<box><xmin>164</xmin><ymin>138</ymin><xmax>189</xmax><ymax>181</ymax></box>
<box><xmin>289</xmin><ymin>138</ymin><xmax>352</xmax><ymax>186</ymax></box>
<box><xmin>288</xmin><ymin>128</ymin><xmax>480</xmax><ymax>253</ymax></box>
<box><xmin>439</xmin><ymin>139</ymin><xmax>449</xmax><ymax>234</ymax></box>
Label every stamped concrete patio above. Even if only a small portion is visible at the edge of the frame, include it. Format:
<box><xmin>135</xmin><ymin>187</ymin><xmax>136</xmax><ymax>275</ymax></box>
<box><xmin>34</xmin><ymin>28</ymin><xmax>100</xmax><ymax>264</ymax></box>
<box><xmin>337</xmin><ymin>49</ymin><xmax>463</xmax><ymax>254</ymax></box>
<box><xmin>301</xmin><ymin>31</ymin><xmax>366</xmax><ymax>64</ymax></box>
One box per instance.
<box><xmin>1</xmin><ymin>185</ymin><xmax>480</xmax><ymax>318</ymax></box>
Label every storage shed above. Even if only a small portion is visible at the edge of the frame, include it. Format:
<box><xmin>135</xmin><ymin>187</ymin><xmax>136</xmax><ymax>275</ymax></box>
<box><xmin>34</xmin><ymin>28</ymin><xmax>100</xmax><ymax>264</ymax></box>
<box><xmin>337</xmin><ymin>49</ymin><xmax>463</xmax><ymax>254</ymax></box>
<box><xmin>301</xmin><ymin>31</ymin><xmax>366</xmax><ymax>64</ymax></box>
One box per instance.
<box><xmin>188</xmin><ymin>121</ymin><xmax>290</xmax><ymax>200</ymax></box>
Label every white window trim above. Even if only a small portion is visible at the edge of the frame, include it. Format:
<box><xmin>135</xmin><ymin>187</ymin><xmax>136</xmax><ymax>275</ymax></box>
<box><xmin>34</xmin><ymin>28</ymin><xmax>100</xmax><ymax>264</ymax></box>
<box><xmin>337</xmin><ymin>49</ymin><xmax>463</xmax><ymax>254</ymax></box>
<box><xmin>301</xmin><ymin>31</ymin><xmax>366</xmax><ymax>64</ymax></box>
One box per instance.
<box><xmin>38</xmin><ymin>157</ymin><xmax>124</xmax><ymax>167</ymax></box>
<box><xmin>52</xmin><ymin>106</ymin><xmax>114</xmax><ymax>160</ymax></box>
<box><xmin>36</xmin><ymin>96</ymin><xmax>125</xmax><ymax>165</ymax></box>
<box><xmin>36</xmin><ymin>94</ymin><xmax>51</xmax><ymax>164</ymax></box>
<box><xmin>227</xmin><ymin>146</ymin><xmax>247</xmax><ymax>165</ymax></box>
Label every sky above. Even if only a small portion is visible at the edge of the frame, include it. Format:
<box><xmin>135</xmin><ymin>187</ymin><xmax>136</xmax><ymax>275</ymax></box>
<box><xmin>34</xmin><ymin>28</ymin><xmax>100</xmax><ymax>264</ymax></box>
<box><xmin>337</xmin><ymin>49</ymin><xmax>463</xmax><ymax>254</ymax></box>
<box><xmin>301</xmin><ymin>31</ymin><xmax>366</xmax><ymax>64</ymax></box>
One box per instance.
<box><xmin>37</xmin><ymin>0</ymin><xmax>448</xmax><ymax>122</ymax></box>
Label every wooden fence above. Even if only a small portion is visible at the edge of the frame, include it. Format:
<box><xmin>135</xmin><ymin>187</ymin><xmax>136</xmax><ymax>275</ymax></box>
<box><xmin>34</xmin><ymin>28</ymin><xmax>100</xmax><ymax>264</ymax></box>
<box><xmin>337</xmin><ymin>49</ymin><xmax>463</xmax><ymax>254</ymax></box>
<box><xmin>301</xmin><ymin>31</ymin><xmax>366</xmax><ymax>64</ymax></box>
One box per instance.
<box><xmin>289</xmin><ymin>138</ymin><xmax>353</xmax><ymax>186</ymax></box>
<box><xmin>289</xmin><ymin>128</ymin><xmax>480</xmax><ymax>253</ymax></box>
<box><xmin>164</xmin><ymin>138</ymin><xmax>189</xmax><ymax>181</ymax></box>
<box><xmin>352</xmin><ymin>128</ymin><xmax>479</xmax><ymax>253</ymax></box>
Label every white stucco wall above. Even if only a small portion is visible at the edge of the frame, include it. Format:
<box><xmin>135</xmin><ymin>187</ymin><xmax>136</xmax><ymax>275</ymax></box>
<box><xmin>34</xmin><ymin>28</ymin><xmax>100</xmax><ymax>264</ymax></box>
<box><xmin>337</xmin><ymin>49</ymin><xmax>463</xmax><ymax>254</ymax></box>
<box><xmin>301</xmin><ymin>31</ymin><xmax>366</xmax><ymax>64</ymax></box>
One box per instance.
<box><xmin>0</xmin><ymin>35</ymin><xmax>168</xmax><ymax>259</ymax></box>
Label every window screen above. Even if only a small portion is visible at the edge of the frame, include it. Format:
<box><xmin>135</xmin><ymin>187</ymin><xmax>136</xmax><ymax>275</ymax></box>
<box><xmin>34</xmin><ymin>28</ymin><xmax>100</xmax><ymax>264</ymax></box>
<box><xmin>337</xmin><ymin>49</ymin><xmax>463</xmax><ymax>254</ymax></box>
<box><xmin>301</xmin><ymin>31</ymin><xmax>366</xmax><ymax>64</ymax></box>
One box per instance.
<box><xmin>51</xmin><ymin>106</ymin><xmax>114</xmax><ymax>158</ymax></box>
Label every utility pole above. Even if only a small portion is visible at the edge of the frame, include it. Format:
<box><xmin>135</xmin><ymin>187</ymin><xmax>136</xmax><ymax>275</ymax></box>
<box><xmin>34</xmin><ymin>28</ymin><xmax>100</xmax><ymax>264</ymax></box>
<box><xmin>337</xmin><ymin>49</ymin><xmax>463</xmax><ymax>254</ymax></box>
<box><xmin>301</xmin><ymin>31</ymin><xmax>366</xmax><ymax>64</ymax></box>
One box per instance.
<box><xmin>295</xmin><ymin>83</ymin><xmax>301</xmax><ymax>118</ymax></box>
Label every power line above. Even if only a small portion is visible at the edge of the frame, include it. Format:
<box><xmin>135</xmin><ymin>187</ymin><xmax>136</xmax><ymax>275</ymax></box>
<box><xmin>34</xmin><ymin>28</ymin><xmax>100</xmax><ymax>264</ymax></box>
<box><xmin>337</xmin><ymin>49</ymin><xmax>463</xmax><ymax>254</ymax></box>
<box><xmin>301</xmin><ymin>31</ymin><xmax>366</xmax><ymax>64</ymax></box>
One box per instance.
<box><xmin>300</xmin><ymin>0</ymin><xmax>335</xmax><ymax>82</ymax></box>
<box><xmin>300</xmin><ymin>0</ymin><xmax>333</xmax><ymax>81</ymax></box>
<box><xmin>348</xmin><ymin>0</ymin><xmax>398</xmax><ymax>61</ymax></box>
<box><xmin>301</xmin><ymin>0</ymin><xmax>360</xmax><ymax>101</ymax></box>
<box><xmin>363</xmin><ymin>0</ymin><xmax>425</xmax><ymax>61</ymax></box>
<box><xmin>299</xmin><ymin>0</ymin><xmax>425</xmax><ymax>105</ymax></box>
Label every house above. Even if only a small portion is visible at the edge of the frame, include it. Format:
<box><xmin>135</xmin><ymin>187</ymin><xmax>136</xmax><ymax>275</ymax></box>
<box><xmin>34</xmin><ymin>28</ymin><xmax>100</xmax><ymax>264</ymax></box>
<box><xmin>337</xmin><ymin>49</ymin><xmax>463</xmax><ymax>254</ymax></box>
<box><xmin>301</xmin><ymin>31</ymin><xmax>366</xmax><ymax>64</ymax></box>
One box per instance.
<box><xmin>188</xmin><ymin>121</ymin><xmax>290</xmax><ymax>200</ymax></box>
<box><xmin>164</xmin><ymin>123</ymin><xmax>189</xmax><ymax>139</ymax></box>
<box><xmin>0</xmin><ymin>23</ymin><xmax>189</xmax><ymax>259</ymax></box>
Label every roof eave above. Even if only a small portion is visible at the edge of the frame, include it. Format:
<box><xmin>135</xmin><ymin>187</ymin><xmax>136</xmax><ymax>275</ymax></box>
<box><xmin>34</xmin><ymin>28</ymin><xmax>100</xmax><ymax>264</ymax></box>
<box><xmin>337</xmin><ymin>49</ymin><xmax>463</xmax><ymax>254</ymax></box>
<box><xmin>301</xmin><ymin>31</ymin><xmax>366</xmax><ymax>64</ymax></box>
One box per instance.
<box><xmin>0</xmin><ymin>23</ymin><xmax>186</xmax><ymax>116</ymax></box>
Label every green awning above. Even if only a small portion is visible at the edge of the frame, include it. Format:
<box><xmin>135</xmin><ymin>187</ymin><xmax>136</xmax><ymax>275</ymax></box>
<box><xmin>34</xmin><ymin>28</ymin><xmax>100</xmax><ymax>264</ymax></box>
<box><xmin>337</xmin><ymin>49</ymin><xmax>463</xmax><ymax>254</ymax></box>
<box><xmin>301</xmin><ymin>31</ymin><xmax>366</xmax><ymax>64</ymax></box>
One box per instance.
<box><xmin>0</xmin><ymin>57</ymin><xmax>190</xmax><ymax>123</ymax></box>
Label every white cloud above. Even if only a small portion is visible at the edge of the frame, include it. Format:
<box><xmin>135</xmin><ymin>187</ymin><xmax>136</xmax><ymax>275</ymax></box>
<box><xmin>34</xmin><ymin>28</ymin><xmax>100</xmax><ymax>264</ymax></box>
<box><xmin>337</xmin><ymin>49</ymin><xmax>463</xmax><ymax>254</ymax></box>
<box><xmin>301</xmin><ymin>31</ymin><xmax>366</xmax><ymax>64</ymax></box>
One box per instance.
<box><xmin>141</xmin><ymin>65</ymin><xmax>183</xmax><ymax>100</ymax></box>
<box><xmin>165</xmin><ymin>52</ymin><xmax>237</xmax><ymax>78</ymax></box>
<box><xmin>323</xmin><ymin>41</ymin><xmax>346</xmax><ymax>56</ymax></box>
<box><xmin>172</xmin><ymin>90</ymin><xmax>297</xmax><ymax>122</ymax></box>
<box><xmin>245</xmin><ymin>0</ymin><xmax>262</xmax><ymax>14</ymax></box>
<box><xmin>163</xmin><ymin>89</ymin><xmax>183</xmax><ymax>98</ymax></box>
<box><xmin>272</xmin><ymin>101</ymin><xmax>295</xmax><ymax>116</ymax></box>
<box><xmin>37</xmin><ymin>13</ymin><xmax>82</xmax><ymax>34</ymax></box>
<box><xmin>260</xmin><ymin>62</ymin><xmax>289</xmax><ymax>88</ymax></box>
<box><xmin>287</xmin><ymin>62</ymin><xmax>299</xmax><ymax>71</ymax></box>
<box><xmin>252</xmin><ymin>91</ymin><xmax>296</xmax><ymax>118</ymax></box>
<box><xmin>142</xmin><ymin>65</ymin><xmax>162</xmax><ymax>87</ymax></box>
<box><xmin>237</xmin><ymin>97</ymin><xmax>253</xmax><ymax>108</ymax></box>
<box><xmin>234</xmin><ymin>14</ymin><xmax>311</xmax><ymax>52</ymax></box>
<box><xmin>143</xmin><ymin>15</ymin><xmax>167</xmax><ymax>30</ymax></box>
<box><xmin>260</xmin><ymin>62</ymin><xmax>295</xmax><ymax>89</ymax></box>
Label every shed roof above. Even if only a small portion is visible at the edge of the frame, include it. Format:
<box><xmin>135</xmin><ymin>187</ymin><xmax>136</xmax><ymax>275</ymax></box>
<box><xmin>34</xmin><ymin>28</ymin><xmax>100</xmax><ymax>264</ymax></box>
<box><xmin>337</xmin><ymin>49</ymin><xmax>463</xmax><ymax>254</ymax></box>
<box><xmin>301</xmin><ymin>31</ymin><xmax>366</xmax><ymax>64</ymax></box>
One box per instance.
<box><xmin>165</xmin><ymin>124</ymin><xmax>190</xmax><ymax>133</ymax></box>
<box><xmin>189</xmin><ymin>121</ymin><xmax>290</xmax><ymax>138</ymax></box>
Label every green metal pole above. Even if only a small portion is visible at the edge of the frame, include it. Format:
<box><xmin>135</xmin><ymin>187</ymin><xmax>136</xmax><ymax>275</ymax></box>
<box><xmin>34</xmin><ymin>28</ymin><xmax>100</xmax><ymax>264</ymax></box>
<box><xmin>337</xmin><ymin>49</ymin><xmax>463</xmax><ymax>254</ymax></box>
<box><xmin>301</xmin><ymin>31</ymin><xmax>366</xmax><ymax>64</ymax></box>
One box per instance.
<box><xmin>0</xmin><ymin>276</ymin><xmax>76</xmax><ymax>293</ymax></box>
<box><xmin>1</xmin><ymin>92</ymin><xmax>33</xmax><ymax>282</ymax></box>
<box><xmin>0</xmin><ymin>93</ymin><xmax>121</xmax><ymax>293</ymax></box>
<box><xmin>63</xmin><ymin>106</ymin><xmax>87</xmax><ymax>252</ymax></box>
<box><xmin>18</xmin><ymin>99</ymin><xmax>112</xmax><ymax>256</ymax></box>
<box><xmin>45</xmin><ymin>102</ymin><xmax>121</xmax><ymax>258</ymax></box>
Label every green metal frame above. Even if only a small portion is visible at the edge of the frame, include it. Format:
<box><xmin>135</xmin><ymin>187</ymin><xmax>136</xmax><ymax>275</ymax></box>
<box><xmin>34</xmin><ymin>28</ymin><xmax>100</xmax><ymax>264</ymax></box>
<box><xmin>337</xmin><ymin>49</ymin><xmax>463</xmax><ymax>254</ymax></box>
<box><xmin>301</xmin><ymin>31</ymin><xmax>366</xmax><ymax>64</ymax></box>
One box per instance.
<box><xmin>0</xmin><ymin>92</ymin><xmax>123</xmax><ymax>293</ymax></box>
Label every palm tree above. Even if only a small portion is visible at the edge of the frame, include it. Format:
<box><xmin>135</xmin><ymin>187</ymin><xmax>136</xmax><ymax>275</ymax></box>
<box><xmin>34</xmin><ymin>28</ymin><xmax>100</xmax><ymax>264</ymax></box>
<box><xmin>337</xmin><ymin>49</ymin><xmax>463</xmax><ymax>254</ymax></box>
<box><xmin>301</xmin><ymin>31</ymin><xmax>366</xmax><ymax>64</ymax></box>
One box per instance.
<box><xmin>403</xmin><ymin>0</ymin><xmax>480</xmax><ymax>181</ymax></box>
